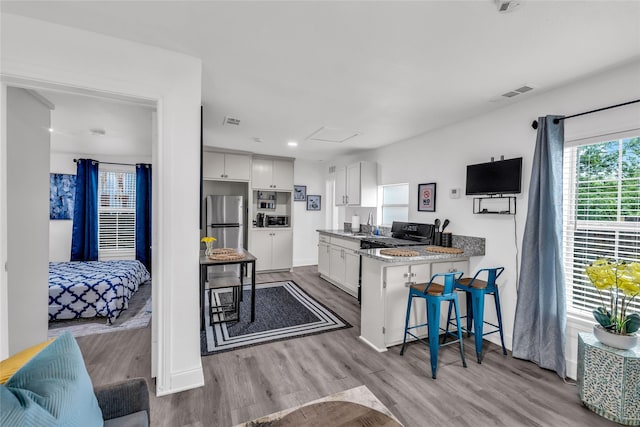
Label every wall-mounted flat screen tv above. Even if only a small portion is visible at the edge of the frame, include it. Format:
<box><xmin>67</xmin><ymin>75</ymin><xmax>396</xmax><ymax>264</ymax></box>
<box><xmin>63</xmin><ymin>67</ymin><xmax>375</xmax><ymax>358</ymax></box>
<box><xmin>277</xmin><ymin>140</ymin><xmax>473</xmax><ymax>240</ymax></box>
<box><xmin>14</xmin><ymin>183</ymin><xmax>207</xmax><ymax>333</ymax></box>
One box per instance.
<box><xmin>465</xmin><ymin>157</ymin><xmax>523</xmax><ymax>195</ymax></box>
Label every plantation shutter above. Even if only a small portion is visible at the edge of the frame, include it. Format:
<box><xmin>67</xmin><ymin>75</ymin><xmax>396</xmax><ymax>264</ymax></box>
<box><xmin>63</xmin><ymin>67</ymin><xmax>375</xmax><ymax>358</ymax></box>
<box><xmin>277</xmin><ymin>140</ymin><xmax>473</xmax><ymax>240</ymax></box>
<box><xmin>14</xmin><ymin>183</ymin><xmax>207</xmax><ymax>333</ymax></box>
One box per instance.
<box><xmin>98</xmin><ymin>168</ymin><xmax>136</xmax><ymax>258</ymax></box>
<box><xmin>563</xmin><ymin>133</ymin><xmax>640</xmax><ymax>314</ymax></box>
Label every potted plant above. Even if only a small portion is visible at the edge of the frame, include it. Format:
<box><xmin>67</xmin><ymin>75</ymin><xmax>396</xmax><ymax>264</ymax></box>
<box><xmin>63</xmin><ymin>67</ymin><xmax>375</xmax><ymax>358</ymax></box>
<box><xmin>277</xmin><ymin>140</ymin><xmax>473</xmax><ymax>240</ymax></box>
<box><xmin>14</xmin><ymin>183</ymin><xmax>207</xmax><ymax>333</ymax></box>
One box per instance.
<box><xmin>585</xmin><ymin>259</ymin><xmax>640</xmax><ymax>350</ymax></box>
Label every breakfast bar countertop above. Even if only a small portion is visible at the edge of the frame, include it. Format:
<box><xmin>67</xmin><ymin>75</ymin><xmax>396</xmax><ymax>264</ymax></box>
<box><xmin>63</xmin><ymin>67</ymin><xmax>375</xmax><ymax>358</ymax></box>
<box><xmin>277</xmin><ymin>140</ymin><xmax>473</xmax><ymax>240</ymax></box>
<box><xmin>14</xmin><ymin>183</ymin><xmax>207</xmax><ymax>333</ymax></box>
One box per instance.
<box><xmin>357</xmin><ymin>245</ymin><xmax>481</xmax><ymax>263</ymax></box>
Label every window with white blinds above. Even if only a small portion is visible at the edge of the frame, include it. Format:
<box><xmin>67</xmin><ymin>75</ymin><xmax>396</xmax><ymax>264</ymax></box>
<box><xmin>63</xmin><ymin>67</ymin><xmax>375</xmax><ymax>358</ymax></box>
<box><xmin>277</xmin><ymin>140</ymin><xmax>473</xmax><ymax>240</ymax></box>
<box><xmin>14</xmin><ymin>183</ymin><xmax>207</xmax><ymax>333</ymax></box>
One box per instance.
<box><xmin>562</xmin><ymin>134</ymin><xmax>640</xmax><ymax>315</ymax></box>
<box><xmin>381</xmin><ymin>183</ymin><xmax>409</xmax><ymax>226</ymax></box>
<box><xmin>98</xmin><ymin>168</ymin><xmax>136</xmax><ymax>258</ymax></box>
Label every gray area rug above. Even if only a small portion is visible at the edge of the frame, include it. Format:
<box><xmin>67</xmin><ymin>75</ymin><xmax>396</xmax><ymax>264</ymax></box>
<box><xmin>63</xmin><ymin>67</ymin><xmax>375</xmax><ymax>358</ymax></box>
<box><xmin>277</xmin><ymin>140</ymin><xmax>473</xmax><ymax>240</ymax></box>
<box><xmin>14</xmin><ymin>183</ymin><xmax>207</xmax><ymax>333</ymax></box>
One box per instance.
<box><xmin>201</xmin><ymin>280</ymin><xmax>351</xmax><ymax>355</ymax></box>
<box><xmin>47</xmin><ymin>281</ymin><xmax>152</xmax><ymax>338</ymax></box>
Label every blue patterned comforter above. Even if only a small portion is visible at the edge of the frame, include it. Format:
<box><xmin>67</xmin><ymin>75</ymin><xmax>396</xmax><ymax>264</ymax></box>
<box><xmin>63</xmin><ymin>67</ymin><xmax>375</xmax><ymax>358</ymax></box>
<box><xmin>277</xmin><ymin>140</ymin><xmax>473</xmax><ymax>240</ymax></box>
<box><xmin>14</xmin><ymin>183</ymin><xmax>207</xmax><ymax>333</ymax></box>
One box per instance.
<box><xmin>48</xmin><ymin>260</ymin><xmax>151</xmax><ymax>323</ymax></box>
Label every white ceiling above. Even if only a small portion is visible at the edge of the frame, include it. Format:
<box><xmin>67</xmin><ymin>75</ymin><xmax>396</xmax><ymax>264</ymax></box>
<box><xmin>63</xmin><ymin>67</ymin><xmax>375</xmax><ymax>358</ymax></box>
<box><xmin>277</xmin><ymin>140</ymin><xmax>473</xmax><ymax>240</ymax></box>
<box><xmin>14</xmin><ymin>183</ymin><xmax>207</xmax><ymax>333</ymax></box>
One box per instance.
<box><xmin>41</xmin><ymin>90</ymin><xmax>154</xmax><ymax>158</ymax></box>
<box><xmin>3</xmin><ymin>1</ymin><xmax>640</xmax><ymax>161</ymax></box>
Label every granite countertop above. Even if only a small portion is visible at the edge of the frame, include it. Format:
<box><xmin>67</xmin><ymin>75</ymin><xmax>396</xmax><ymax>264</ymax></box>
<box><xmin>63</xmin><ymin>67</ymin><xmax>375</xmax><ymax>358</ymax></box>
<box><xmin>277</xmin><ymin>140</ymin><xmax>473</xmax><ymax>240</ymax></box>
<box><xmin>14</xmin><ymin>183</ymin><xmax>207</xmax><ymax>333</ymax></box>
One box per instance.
<box><xmin>317</xmin><ymin>229</ymin><xmax>374</xmax><ymax>241</ymax></box>
<box><xmin>358</xmin><ymin>246</ymin><xmax>477</xmax><ymax>263</ymax></box>
<box><xmin>318</xmin><ymin>229</ymin><xmax>485</xmax><ymax>262</ymax></box>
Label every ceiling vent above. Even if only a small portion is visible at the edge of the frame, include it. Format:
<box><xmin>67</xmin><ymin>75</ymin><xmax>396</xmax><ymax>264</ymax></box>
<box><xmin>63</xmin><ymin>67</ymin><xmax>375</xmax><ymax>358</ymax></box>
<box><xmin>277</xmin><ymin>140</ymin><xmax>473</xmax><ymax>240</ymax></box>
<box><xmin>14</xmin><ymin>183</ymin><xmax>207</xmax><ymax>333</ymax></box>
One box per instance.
<box><xmin>306</xmin><ymin>126</ymin><xmax>360</xmax><ymax>143</ymax></box>
<box><xmin>500</xmin><ymin>84</ymin><xmax>536</xmax><ymax>100</ymax></box>
<box><xmin>495</xmin><ymin>0</ymin><xmax>521</xmax><ymax>13</ymax></box>
<box><xmin>223</xmin><ymin>116</ymin><xmax>240</xmax><ymax>126</ymax></box>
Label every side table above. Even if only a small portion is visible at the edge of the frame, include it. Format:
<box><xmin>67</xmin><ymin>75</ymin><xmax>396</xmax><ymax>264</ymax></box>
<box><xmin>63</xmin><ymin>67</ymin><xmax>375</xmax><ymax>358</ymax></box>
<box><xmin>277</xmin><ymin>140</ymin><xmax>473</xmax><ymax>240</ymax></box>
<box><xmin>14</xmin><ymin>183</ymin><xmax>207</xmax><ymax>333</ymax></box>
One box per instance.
<box><xmin>577</xmin><ymin>332</ymin><xmax>640</xmax><ymax>425</ymax></box>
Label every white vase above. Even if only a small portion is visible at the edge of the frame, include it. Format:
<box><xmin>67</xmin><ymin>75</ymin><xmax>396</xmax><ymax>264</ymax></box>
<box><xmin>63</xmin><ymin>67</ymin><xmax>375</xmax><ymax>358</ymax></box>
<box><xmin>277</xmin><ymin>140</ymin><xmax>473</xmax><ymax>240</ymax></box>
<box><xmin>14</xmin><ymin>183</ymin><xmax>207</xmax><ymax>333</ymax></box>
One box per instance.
<box><xmin>593</xmin><ymin>324</ymin><xmax>639</xmax><ymax>350</ymax></box>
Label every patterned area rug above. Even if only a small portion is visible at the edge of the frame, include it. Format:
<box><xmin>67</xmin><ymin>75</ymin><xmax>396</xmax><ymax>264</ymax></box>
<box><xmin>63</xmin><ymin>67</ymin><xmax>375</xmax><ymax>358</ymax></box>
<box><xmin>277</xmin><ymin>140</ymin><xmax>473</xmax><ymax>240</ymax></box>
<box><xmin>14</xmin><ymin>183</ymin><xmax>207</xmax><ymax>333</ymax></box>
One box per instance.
<box><xmin>47</xmin><ymin>282</ymin><xmax>152</xmax><ymax>338</ymax></box>
<box><xmin>201</xmin><ymin>280</ymin><xmax>351</xmax><ymax>355</ymax></box>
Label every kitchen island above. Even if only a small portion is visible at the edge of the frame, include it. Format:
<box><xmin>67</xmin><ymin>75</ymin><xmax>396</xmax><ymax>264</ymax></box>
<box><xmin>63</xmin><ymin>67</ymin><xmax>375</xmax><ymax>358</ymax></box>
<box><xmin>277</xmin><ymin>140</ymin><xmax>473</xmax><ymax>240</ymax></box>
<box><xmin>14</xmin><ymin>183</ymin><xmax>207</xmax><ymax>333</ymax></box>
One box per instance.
<box><xmin>358</xmin><ymin>244</ymin><xmax>484</xmax><ymax>352</ymax></box>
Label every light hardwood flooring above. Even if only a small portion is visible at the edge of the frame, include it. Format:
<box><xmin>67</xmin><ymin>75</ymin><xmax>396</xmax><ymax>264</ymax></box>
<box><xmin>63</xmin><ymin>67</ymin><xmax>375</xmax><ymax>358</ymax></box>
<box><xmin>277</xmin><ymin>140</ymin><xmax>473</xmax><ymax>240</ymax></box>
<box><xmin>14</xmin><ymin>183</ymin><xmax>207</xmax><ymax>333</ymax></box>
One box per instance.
<box><xmin>77</xmin><ymin>266</ymin><xmax>615</xmax><ymax>427</ymax></box>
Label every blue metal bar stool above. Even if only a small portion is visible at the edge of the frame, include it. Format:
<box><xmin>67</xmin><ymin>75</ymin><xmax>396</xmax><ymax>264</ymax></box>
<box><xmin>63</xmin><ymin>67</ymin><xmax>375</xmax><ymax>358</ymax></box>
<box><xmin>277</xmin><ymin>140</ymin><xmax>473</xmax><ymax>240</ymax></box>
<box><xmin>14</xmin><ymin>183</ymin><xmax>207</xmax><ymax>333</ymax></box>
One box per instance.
<box><xmin>445</xmin><ymin>267</ymin><xmax>507</xmax><ymax>363</ymax></box>
<box><xmin>400</xmin><ymin>271</ymin><xmax>467</xmax><ymax>379</ymax></box>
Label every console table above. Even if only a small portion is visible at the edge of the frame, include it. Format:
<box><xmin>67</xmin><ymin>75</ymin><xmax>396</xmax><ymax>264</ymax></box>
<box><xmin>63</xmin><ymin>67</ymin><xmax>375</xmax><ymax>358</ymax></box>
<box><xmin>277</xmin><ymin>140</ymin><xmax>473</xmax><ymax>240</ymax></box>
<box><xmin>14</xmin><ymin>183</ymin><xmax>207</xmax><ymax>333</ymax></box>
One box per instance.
<box><xmin>199</xmin><ymin>249</ymin><xmax>256</xmax><ymax>330</ymax></box>
<box><xmin>577</xmin><ymin>332</ymin><xmax>640</xmax><ymax>425</ymax></box>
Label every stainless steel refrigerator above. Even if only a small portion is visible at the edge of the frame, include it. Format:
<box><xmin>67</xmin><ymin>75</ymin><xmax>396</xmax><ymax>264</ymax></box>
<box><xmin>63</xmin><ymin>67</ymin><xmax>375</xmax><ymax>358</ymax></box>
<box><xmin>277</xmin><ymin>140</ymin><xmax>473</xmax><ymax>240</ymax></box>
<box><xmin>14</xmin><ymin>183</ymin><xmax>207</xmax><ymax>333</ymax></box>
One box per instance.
<box><xmin>206</xmin><ymin>195</ymin><xmax>244</xmax><ymax>274</ymax></box>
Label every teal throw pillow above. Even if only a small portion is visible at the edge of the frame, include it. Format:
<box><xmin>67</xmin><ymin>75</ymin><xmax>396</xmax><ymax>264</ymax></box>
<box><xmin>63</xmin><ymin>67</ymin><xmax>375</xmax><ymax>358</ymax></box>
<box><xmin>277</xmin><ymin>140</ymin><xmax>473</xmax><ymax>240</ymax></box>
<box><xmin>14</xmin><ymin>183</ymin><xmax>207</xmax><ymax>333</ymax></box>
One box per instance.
<box><xmin>0</xmin><ymin>331</ymin><xmax>103</xmax><ymax>426</ymax></box>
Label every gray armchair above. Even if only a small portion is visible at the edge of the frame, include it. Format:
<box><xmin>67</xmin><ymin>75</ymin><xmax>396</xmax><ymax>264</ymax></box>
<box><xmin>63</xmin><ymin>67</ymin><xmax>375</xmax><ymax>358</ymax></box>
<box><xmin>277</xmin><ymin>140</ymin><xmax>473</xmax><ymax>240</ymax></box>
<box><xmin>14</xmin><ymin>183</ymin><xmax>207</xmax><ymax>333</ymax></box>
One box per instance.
<box><xmin>93</xmin><ymin>378</ymin><xmax>150</xmax><ymax>427</ymax></box>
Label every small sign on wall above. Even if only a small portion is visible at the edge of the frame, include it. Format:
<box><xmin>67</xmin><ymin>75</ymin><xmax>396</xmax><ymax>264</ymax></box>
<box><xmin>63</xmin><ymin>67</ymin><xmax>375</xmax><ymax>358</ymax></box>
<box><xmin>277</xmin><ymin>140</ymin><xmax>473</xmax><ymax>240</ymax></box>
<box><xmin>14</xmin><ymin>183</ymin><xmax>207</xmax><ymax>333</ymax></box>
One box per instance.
<box><xmin>418</xmin><ymin>182</ymin><xmax>436</xmax><ymax>212</ymax></box>
<box><xmin>50</xmin><ymin>173</ymin><xmax>76</xmax><ymax>220</ymax></box>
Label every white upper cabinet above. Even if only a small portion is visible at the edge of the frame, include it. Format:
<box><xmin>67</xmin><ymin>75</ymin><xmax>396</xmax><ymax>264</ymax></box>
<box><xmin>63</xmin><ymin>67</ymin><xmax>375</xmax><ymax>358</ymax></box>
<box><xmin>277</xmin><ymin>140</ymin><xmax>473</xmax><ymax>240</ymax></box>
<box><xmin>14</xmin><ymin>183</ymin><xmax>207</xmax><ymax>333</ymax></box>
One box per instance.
<box><xmin>335</xmin><ymin>161</ymin><xmax>377</xmax><ymax>207</ymax></box>
<box><xmin>251</xmin><ymin>158</ymin><xmax>294</xmax><ymax>190</ymax></box>
<box><xmin>203</xmin><ymin>152</ymin><xmax>251</xmax><ymax>181</ymax></box>
<box><xmin>335</xmin><ymin>167</ymin><xmax>347</xmax><ymax>206</ymax></box>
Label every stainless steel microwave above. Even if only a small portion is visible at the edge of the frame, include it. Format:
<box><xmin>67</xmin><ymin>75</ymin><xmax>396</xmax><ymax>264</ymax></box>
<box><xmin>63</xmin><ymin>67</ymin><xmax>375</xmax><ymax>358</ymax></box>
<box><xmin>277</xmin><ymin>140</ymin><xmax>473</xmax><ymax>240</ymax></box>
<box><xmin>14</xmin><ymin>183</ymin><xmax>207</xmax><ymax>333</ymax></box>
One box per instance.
<box><xmin>265</xmin><ymin>215</ymin><xmax>289</xmax><ymax>227</ymax></box>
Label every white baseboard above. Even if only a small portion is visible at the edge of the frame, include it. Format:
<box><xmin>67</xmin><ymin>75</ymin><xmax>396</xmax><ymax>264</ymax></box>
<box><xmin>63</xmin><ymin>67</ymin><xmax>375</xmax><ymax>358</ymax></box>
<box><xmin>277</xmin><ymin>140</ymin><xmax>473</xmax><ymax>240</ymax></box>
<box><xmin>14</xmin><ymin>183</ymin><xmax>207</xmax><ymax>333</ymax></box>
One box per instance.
<box><xmin>293</xmin><ymin>258</ymin><xmax>317</xmax><ymax>267</ymax></box>
<box><xmin>155</xmin><ymin>366</ymin><xmax>204</xmax><ymax>396</ymax></box>
<box><xmin>358</xmin><ymin>335</ymin><xmax>388</xmax><ymax>353</ymax></box>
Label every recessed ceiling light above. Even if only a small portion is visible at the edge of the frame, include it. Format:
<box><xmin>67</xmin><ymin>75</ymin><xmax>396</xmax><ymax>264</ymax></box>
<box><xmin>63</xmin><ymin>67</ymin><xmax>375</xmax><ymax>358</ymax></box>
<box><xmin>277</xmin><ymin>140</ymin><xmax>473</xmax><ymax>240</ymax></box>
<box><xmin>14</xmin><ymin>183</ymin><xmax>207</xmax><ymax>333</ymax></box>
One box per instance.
<box><xmin>48</xmin><ymin>128</ymin><xmax>54</xmax><ymax>132</ymax></box>
<box><xmin>288</xmin><ymin>141</ymin><xmax>298</xmax><ymax>147</ymax></box>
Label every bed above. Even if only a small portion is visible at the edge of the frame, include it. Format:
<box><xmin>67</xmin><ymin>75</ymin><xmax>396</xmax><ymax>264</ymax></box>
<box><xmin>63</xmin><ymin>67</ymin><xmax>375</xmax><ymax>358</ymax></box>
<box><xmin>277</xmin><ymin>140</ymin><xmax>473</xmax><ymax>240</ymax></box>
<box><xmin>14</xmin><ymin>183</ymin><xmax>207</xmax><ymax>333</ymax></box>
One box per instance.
<box><xmin>48</xmin><ymin>260</ymin><xmax>151</xmax><ymax>324</ymax></box>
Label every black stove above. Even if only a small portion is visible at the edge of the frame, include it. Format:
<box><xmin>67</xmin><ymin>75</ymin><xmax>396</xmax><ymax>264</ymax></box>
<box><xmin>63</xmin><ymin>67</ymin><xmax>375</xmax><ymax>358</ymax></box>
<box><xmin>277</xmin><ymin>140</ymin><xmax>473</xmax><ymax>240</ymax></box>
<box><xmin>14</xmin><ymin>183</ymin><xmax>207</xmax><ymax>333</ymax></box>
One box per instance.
<box><xmin>360</xmin><ymin>221</ymin><xmax>434</xmax><ymax>249</ymax></box>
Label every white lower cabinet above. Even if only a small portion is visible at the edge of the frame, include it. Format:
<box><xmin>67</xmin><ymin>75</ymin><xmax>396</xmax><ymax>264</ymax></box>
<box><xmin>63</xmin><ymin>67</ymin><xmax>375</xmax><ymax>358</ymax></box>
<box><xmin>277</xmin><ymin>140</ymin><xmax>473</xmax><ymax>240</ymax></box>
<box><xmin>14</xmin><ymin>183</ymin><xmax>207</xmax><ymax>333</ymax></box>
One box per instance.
<box><xmin>383</xmin><ymin>264</ymin><xmax>430</xmax><ymax>347</ymax></box>
<box><xmin>359</xmin><ymin>256</ymin><xmax>470</xmax><ymax>351</ymax></box>
<box><xmin>317</xmin><ymin>235</ymin><xmax>360</xmax><ymax>297</ymax></box>
<box><xmin>251</xmin><ymin>229</ymin><xmax>292</xmax><ymax>271</ymax></box>
<box><xmin>317</xmin><ymin>237</ymin><xmax>330</xmax><ymax>277</ymax></box>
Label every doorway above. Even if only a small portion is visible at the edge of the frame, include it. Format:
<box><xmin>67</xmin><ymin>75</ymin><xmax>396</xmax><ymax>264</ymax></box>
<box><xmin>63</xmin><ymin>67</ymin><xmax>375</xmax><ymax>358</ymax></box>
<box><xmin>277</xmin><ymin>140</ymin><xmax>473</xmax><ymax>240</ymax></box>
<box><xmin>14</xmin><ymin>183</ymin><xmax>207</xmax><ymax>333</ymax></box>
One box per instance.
<box><xmin>3</xmin><ymin>83</ymin><xmax>157</xmax><ymax>373</ymax></box>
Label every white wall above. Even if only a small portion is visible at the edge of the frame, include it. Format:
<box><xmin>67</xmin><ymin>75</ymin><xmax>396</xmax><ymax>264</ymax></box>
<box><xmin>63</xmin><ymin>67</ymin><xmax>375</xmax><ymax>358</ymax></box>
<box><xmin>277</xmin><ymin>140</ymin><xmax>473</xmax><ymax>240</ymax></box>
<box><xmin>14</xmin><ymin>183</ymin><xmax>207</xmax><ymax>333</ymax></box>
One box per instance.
<box><xmin>49</xmin><ymin>152</ymin><xmax>152</xmax><ymax>262</ymax></box>
<box><xmin>327</xmin><ymin>59</ymin><xmax>640</xmax><ymax>379</ymax></box>
<box><xmin>6</xmin><ymin>87</ymin><xmax>51</xmax><ymax>354</ymax></box>
<box><xmin>293</xmin><ymin>159</ymin><xmax>326</xmax><ymax>266</ymax></box>
<box><xmin>1</xmin><ymin>14</ymin><xmax>203</xmax><ymax>395</ymax></box>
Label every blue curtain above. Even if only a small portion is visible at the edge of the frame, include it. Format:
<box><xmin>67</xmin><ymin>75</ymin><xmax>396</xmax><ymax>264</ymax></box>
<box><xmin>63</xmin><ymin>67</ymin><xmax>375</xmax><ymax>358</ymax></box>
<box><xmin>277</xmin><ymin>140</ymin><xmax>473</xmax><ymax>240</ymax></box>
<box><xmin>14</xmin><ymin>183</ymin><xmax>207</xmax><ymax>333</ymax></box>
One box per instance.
<box><xmin>136</xmin><ymin>164</ymin><xmax>152</xmax><ymax>271</ymax></box>
<box><xmin>70</xmin><ymin>159</ymin><xmax>99</xmax><ymax>261</ymax></box>
<box><xmin>512</xmin><ymin>115</ymin><xmax>567</xmax><ymax>378</ymax></box>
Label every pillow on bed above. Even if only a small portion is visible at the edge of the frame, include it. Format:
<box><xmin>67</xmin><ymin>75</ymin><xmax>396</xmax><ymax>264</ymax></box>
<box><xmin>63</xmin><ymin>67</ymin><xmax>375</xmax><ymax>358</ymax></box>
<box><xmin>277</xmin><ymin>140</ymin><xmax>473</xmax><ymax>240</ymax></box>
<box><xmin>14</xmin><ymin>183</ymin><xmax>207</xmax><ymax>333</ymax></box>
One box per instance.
<box><xmin>0</xmin><ymin>332</ymin><xmax>103</xmax><ymax>426</ymax></box>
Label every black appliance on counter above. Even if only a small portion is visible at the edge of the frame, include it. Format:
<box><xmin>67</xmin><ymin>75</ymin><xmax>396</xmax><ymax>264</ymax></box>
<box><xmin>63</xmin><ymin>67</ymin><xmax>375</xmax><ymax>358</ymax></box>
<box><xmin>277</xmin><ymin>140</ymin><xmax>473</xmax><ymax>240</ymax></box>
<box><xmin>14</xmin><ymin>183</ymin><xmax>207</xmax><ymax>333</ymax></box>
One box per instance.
<box><xmin>357</xmin><ymin>221</ymin><xmax>435</xmax><ymax>301</ymax></box>
<box><xmin>265</xmin><ymin>215</ymin><xmax>289</xmax><ymax>227</ymax></box>
<box><xmin>359</xmin><ymin>221</ymin><xmax>434</xmax><ymax>249</ymax></box>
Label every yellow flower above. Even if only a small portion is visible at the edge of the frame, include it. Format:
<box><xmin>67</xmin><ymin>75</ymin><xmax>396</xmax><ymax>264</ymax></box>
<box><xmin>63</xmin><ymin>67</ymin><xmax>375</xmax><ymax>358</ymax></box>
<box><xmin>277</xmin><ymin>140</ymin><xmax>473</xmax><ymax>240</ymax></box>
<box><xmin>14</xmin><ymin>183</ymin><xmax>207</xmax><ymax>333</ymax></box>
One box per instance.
<box><xmin>585</xmin><ymin>258</ymin><xmax>640</xmax><ymax>334</ymax></box>
<box><xmin>619</xmin><ymin>262</ymin><xmax>640</xmax><ymax>297</ymax></box>
<box><xmin>200</xmin><ymin>237</ymin><xmax>216</xmax><ymax>243</ymax></box>
<box><xmin>585</xmin><ymin>259</ymin><xmax>615</xmax><ymax>290</ymax></box>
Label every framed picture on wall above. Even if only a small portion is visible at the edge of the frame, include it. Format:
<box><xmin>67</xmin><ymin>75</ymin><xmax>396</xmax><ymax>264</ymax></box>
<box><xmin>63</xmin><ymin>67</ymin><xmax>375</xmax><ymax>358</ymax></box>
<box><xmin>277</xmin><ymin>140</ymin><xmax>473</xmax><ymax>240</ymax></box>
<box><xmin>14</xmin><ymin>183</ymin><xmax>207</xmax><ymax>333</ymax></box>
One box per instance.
<box><xmin>306</xmin><ymin>195</ymin><xmax>321</xmax><ymax>211</ymax></box>
<box><xmin>294</xmin><ymin>185</ymin><xmax>307</xmax><ymax>201</ymax></box>
<box><xmin>50</xmin><ymin>173</ymin><xmax>76</xmax><ymax>220</ymax></box>
<box><xmin>418</xmin><ymin>182</ymin><xmax>436</xmax><ymax>212</ymax></box>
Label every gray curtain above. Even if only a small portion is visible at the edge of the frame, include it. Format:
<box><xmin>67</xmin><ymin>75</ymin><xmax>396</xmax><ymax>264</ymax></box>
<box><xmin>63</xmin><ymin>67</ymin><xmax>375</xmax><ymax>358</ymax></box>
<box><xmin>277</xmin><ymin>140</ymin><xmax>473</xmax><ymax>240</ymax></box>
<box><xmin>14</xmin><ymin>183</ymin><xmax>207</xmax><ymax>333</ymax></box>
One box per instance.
<box><xmin>512</xmin><ymin>115</ymin><xmax>567</xmax><ymax>378</ymax></box>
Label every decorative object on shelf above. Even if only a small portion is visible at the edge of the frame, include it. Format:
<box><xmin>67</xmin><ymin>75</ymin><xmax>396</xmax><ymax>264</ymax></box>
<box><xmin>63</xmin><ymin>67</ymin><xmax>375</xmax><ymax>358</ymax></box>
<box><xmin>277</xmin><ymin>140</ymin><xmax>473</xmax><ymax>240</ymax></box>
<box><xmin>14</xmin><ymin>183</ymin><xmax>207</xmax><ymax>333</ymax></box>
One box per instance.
<box><xmin>294</xmin><ymin>185</ymin><xmax>307</xmax><ymax>201</ymax></box>
<box><xmin>418</xmin><ymin>182</ymin><xmax>436</xmax><ymax>212</ymax></box>
<box><xmin>50</xmin><ymin>173</ymin><xmax>76</xmax><ymax>220</ymax></box>
<box><xmin>307</xmin><ymin>195</ymin><xmax>321</xmax><ymax>211</ymax></box>
<box><xmin>201</xmin><ymin>236</ymin><xmax>216</xmax><ymax>256</ymax></box>
<box><xmin>585</xmin><ymin>259</ymin><xmax>640</xmax><ymax>349</ymax></box>
<box><xmin>593</xmin><ymin>324</ymin><xmax>638</xmax><ymax>350</ymax></box>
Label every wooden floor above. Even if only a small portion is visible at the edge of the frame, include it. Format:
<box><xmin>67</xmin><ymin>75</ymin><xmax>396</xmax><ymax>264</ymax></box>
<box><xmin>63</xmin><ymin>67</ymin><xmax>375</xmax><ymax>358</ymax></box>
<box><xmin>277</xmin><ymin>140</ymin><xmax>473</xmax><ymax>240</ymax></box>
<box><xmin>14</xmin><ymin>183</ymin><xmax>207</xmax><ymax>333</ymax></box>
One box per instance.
<box><xmin>77</xmin><ymin>266</ymin><xmax>615</xmax><ymax>427</ymax></box>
